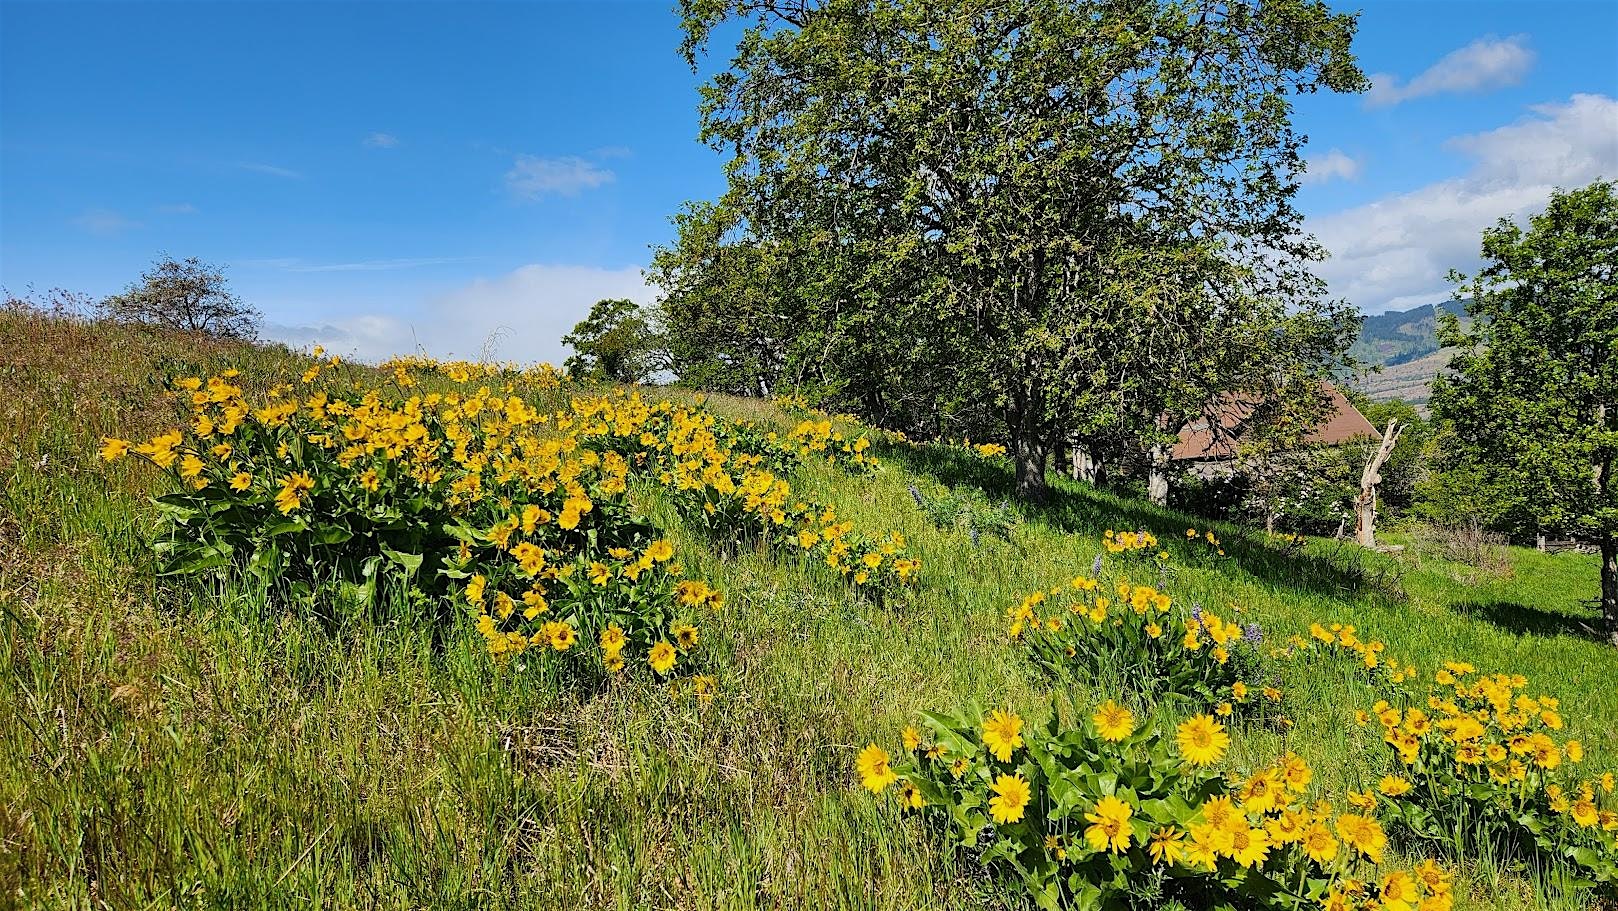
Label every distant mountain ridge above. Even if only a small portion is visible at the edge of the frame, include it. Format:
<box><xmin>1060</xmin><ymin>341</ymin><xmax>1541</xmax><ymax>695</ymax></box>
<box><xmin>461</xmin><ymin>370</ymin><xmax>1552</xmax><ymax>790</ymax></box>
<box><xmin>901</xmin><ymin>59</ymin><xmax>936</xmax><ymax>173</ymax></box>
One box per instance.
<box><xmin>1349</xmin><ymin>299</ymin><xmax>1469</xmax><ymax>406</ymax></box>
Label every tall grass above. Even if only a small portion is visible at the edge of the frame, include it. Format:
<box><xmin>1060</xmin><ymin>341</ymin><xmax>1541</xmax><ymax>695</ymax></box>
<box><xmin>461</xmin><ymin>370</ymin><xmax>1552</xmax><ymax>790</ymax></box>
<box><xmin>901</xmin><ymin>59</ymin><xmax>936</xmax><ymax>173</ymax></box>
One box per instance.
<box><xmin>1</xmin><ymin>308</ymin><xmax>1611</xmax><ymax>909</ymax></box>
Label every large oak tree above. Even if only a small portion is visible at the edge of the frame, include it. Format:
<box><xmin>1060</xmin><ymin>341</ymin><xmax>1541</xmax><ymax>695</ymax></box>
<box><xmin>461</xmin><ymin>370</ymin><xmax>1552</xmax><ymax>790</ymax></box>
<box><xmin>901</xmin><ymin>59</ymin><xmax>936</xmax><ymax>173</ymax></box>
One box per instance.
<box><xmin>663</xmin><ymin>0</ymin><xmax>1366</xmax><ymax>498</ymax></box>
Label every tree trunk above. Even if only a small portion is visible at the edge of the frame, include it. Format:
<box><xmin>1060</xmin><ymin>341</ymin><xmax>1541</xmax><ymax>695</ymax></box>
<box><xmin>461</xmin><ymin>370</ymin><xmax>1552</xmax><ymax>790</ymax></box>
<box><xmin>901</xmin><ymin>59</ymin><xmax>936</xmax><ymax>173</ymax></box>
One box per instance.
<box><xmin>1147</xmin><ymin>444</ymin><xmax>1170</xmax><ymax>507</ymax></box>
<box><xmin>1006</xmin><ymin>389</ymin><xmax>1050</xmax><ymax>502</ymax></box>
<box><xmin>1603</xmin><ymin>536</ymin><xmax>1618</xmax><ymax>647</ymax></box>
<box><xmin>1013</xmin><ymin>434</ymin><xmax>1050</xmax><ymax>502</ymax></box>
<box><xmin>1071</xmin><ymin>443</ymin><xmax>1100</xmax><ymax>484</ymax></box>
<box><xmin>1593</xmin><ymin>403</ymin><xmax>1614</xmax><ymax>645</ymax></box>
<box><xmin>1354</xmin><ymin>420</ymin><xmax>1403</xmax><ymax>548</ymax></box>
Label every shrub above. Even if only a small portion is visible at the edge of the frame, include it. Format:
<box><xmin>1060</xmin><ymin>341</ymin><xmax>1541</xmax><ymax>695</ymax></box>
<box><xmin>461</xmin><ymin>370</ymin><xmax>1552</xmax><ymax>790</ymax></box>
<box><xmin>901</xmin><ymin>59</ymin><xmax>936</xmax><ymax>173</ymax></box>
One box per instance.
<box><xmin>858</xmin><ymin>701</ymin><xmax>1454</xmax><ymax>911</ymax></box>
<box><xmin>570</xmin><ymin>392</ymin><xmax>921</xmax><ymax>594</ymax></box>
<box><xmin>1362</xmin><ymin>665</ymin><xmax>1617</xmax><ymax>895</ymax></box>
<box><xmin>102</xmin><ymin>362</ymin><xmax>725</xmax><ymax>680</ymax></box>
<box><xmin>907</xmin><ymin>482</ymin><xmax>1019</xmax><ymax>547</ymax></box>
<box><xmin>1009</xmin><ymin>576</ymin><xmax>1280</xmax><ymax>722</ymax></box>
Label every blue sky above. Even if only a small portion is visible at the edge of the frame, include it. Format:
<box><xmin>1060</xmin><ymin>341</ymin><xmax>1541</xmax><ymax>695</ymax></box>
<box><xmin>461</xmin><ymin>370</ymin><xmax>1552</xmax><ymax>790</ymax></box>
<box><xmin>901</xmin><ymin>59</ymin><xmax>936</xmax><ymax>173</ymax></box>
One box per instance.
<box><xmin>3</xmin><ymin>1</ymin><xmax>1615</xmax><ymax>364</ymax></box>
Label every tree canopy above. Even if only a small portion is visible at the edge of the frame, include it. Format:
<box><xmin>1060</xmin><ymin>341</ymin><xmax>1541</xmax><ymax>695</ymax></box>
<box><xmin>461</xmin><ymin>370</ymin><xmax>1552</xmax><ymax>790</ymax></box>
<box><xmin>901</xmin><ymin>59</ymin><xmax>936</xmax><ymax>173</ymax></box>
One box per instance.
<box><xmin>660</xmin><ymin>0</ymin><xmax>1367</xmax><ymax>499</ymax></box>
<box><xmin>101</xmin><ymin>255</ymin><xmax>260</xmax><ymax>340</ymax></box>
<box><xmin>562</xmin><ymin>298</ymin><xmax>664</xmax><ymax>384</ymax></box>
<box><xmin>1431</xmin><ymin>179</ymin><xmax>1618</xmax><ymax>642</ymax></box>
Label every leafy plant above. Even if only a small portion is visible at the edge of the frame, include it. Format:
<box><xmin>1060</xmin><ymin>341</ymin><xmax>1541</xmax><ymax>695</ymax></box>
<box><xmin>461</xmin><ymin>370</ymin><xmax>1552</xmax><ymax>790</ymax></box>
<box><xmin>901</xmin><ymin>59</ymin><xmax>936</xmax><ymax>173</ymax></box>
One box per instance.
<box><xmin>907</xmin><ymin>482</ymin><xmax>1019</xmax><ymax>548</ymax></box>
<box><xmin>1009</xmin><ymin>573</ymin><xmax>1280</xmax><ymax>723</ymax></box>
<box><xmin>859</xmin><ymin>701</ymin><xmax>1452</xmax><ymax>911</ymax></box>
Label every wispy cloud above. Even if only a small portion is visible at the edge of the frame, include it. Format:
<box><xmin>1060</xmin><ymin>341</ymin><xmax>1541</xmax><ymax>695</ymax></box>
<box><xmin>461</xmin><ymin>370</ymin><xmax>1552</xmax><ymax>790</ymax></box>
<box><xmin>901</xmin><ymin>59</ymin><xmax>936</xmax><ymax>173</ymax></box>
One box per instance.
<box><xmin>593</xmin><ymin>144</ymin><xmax>634</xmax><ymax>159</ymax></box>
<box><xmin>1300</xmin><ymin>149</ymin><xmax>1361</xmax><ymax>186</ymax></box>
<box><xmin>1366</xmin><ymin>35</ymin><xmax>1534</xmax><ymax>108</ymax></box>
<box><xmin>236</xmin><ymin>256</ymin><xmax>479</xmax><ymax>273</ymax></box>
<box><xmin>1312</xmin><ymin>93</ymin><xmax>1618</xmax><ymax>314</ymax></box>
<box><xmin>72</xmin><ymin>209</ymin><xmax>142</xmax><ymax>235</ymax></box>
<box><xmin>157</xmin><ymin>202</ymin><xmax>199</xmax><ymax>215</ymax></box>
<box><xmin>363</xmin><ymin>132</ymin><xmax>399</xmax><ymax>149</ymax></box>
<box><xmin>238</xmin><ymin>162</ymin><xmax>304</xmax><ymax>179</ymax></box>
<box><xmin>505</xmin><ymin>154</ymin><xmax>615</xmax><ymax>199</ymax></box>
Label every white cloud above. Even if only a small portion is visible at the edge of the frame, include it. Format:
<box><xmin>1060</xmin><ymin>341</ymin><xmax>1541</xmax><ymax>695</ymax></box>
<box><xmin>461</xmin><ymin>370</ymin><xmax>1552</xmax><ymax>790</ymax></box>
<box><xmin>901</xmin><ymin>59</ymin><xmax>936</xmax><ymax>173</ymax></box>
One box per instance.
<box><xmin>1366</xmin><ymin>35</ymin><xmax>1534</xmax><ymax>108</ymax></box>
<box><xmin>505</xmin><ymin>155</ymin><xmax>615</xmax><ymax>199</ymax></box>
<box><xmin>238</xmin><ymin>162</ymin><xmax>304</xmax><ymax>179</ymax></box>
<box><xmin>1311</xmin><ymin>93</ymin><xmax>1618</xmax><ymax>314</ymax></box>
<box><xmin>263</xmin><ymin>263</ymin><xmax>651</xmax><ymax>364</ymax></box>
<box><xmin>72</xmin><ymin>209</ymin><xmax>142</xmax><ymax>235</ymax></box>
<box><xmin>157</xmin><ymin>202</ymin><xmax>199</xmax><ymax>215</ymax></box>
<box><xmin>1300</xmin><ymin>148</ymin><xmax>1361</xmax><ymax>185</ymax></box>
<box><xmin>364</xmin><ymin>132</ymin><xmax>399</xmax><ymax>149</ymax></box>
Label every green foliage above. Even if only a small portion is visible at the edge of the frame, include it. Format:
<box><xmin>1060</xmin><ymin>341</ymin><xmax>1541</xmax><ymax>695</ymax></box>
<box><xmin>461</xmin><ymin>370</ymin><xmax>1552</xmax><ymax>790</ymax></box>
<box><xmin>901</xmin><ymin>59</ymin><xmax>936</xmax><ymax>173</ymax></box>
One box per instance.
<box><xmin>662</xmin><ymin>0</ymin><xmax>1367</xmax><ymax>498</ymax></box>
<box><xmin>907</xmin><ymin>481</ymin><xmax>1019</xmax><ymax>547</ymax></box>
<box><xmin>1010</xmin><ymin>578</ymin><xmax>1276</xmax><ymax>720</ymax></box>
<box><xmin>561</xmin><ymin>297</ymin><xmax>664</xmax><ymax>384</ymax></box>
<box><xmin>1431</xmin><ymin>179</ymin><xmax>1618</xmax><ymax>635</ymax></box>
<box><xmin>874</xmin><ymin>702</ymin><xmax>1428</xmax><ymax>911</ymax></box>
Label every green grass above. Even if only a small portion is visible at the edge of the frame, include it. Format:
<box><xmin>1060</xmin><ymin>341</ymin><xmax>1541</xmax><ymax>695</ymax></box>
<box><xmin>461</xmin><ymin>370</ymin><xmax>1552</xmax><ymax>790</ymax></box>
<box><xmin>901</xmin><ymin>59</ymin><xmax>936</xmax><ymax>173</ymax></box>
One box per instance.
<box><xmin>2</xmin><ymin>310</ymin><xmax>1613</xmax><ymax>910</ymax></box>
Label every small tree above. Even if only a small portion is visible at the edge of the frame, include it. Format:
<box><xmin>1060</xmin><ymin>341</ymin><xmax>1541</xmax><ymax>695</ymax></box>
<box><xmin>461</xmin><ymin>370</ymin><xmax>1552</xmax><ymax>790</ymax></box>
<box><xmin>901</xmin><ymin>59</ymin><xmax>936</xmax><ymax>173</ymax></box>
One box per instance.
<box><xmin>101</xmin><ymin>256</ymin><xmax>260</xmax><ymax>340</ymax></box>
<box><xmin>1432</xmin><ymin>180</ymin><xmax>1618</xmax><ymax>643</ymax></box>
<box><xmin>561</xmin><ymin>298</ymin><xmax>663</xmax><ymax>384</ymax></box>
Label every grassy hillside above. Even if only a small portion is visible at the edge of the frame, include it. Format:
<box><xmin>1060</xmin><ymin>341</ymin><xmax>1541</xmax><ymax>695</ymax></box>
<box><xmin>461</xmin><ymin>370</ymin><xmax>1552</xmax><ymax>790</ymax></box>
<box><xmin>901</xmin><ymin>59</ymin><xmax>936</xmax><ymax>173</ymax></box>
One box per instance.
<box><xmin>1350</xmin><ymin>300</ymin><xmax>1467</xmax><ymax>370</ymax></box>
<box><xmin>1349</xmin><ymin>300</ymin><xmax>1467</xmax><ymax>406</ymax></box>
<box><xmin>3</xmin><ymin>308</ymin><xmax>1613</xmax><ymax>910</ymax></box>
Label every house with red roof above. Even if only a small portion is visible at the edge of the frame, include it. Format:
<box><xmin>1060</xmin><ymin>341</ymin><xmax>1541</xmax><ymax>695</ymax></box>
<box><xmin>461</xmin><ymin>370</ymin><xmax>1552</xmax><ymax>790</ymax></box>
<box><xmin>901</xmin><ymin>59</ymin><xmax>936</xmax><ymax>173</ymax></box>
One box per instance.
<box><xmin>1171</xmin><ymin>383</ymin><xmax>1379</xmax><ymax>472</ymax></box>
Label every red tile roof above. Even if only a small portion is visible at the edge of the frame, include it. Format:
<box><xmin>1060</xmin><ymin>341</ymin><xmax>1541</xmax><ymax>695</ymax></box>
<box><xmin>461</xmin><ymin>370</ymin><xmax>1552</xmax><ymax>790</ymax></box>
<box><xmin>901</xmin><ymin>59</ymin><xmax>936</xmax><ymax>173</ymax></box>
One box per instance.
<box><xmin>1171</xmin><ymin>383</ymin><xmax>1378</xmax><ymax>461</ymax></box>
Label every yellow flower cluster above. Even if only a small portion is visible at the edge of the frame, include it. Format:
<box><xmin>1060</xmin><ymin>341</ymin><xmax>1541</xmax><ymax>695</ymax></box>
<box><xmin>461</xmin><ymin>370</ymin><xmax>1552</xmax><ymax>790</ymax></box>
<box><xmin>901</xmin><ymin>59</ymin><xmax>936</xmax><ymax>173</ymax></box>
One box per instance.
<box><xmin>1184</xmin><ymin>526</ymin><xmax>1228</xmax><ymax>557</ymax></box>
<box><xmin>783</xmin><ymin>418</ymin><xmax>878</xmax><ymax>471</ymax></box>
<box><xmin>1102</xmin><ymin>527</ymin><xmax>1162</xmax><ymax>556</ymax></box>
<box><xmin>104</xmin><ymin>363</ymin><xmax>721</xmax><ymax>683</ymax></box>
<box><xmin>1010</xmin><ymin>575</ymin><xmax>1280</xmax><ymax>719</ymax></box>
<box><xmin>568</xmin><ymin>392</ymin><xmax>920</xmax><ymax>591</ymax></box>
<box><xmin>379</xmin><ymin>354</ymin><xmax>565</xmax><ymax>391</ymax></box>
<box><xmin>1294</xmin><ymin>622</ymin><xmax>1421</xmax><ymax>683</ymax></box>
<box><xmin>1295</xmin><ymin>618</ymin><xmax>1617</xmax><ymax>886</ymax></box>
<box><xmin>858</xmin><ymin>702</ymin><xmax>1449</xmax><ymax>910</ymax></box>
<box><xmin>1321</xmin><ymin>863</ymin><xmax>1454</xmax><ymax>911</ymax></box>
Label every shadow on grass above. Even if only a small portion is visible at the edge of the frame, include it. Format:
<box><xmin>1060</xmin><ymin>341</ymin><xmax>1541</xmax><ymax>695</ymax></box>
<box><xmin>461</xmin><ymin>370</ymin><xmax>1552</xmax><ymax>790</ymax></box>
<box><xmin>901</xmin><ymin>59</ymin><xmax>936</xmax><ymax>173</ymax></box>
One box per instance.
<box><xmin>878</xmin><ymin>439</ymin><xmax>1400</xmax><ymax>605</ymax></box>
<box><xmin>1450</xmin><ymin>599</ymin><xmax>1605</xmax><ymax>642</ymax></box>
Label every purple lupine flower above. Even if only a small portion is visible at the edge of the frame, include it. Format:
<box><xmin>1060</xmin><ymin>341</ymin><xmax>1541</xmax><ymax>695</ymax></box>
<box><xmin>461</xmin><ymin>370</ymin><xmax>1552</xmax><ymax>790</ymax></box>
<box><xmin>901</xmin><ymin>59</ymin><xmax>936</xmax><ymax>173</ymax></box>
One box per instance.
<box><xmin>969</xmin><ymin>524</ymin><xmax>980</xmax><ymax>547</ymax></box>
<box><xmin>1190</xmin><ymin>603</ymin><xmax>1203</xmax><ymax>621</ymax></box>
<box><xmin>1244</xmin><ymin>623</ymin><xmax>1263</xmax><ymax>644</ymax></box>
<box><xmin>908</xmin><ymin>484</ymin><xmax>924</xmax><ymax>506</ymax></box>
<box><xmin>1090</xmin><ymin>553</ymin><xmax>1103</xmax><ymax>577</ymax></box>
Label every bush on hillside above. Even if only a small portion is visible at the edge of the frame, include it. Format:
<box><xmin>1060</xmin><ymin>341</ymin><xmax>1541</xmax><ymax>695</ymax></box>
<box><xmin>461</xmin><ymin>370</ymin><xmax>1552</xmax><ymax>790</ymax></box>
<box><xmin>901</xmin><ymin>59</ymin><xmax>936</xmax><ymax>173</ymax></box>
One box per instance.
<box><xmin>859</xmin><ymin>701</ymin><xmax>1454</xmax><ymax>911</ymax></box>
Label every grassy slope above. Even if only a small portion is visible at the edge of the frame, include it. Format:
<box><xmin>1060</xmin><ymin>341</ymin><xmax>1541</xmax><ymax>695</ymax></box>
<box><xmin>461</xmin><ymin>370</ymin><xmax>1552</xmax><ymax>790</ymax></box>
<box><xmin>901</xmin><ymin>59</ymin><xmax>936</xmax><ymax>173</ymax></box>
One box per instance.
<box><xmin>2</xmin><ymin>311</ymin><xmax>1612</xmax><ymax>910</ymax></box>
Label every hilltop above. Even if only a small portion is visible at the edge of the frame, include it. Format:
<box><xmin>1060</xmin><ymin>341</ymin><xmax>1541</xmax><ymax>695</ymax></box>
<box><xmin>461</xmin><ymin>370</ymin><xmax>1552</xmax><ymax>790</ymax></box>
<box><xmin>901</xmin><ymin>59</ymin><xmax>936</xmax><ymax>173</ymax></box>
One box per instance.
<box><xmin>2</xmin><ymin>308</ymin><xmax>1613</xmax><ymax>910</ymax></box>
<box><xmin>1349</xmin><ymin>300</ymin><xmax>1468</xmax><ymax>406</ymax></box>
